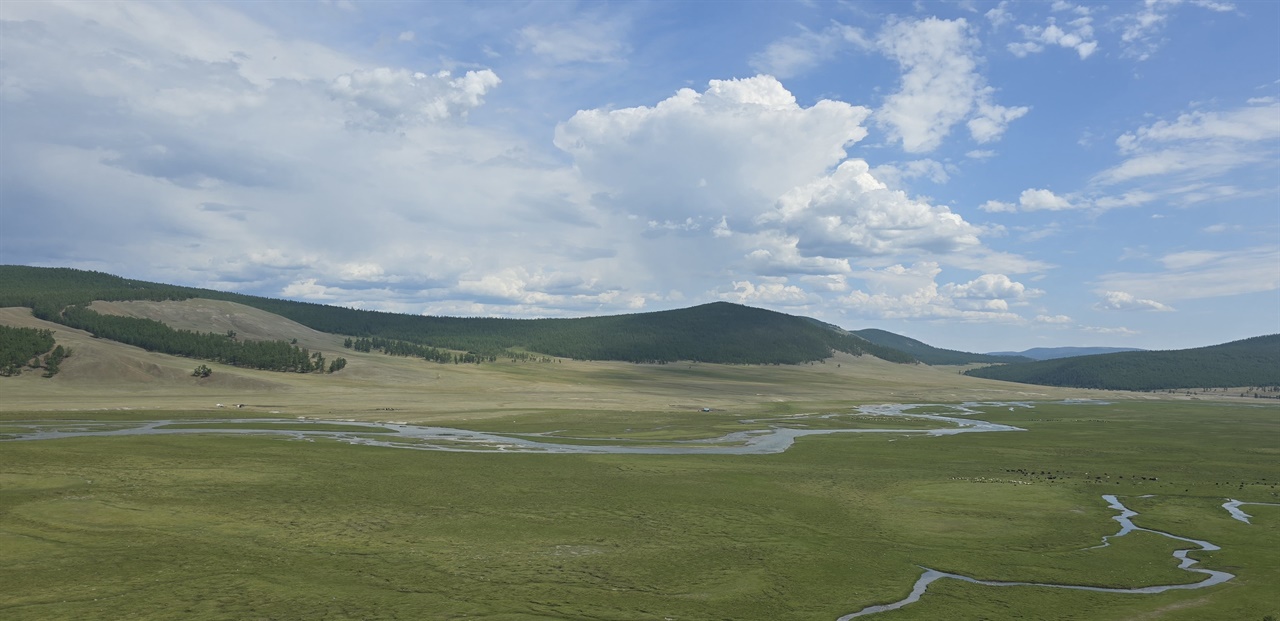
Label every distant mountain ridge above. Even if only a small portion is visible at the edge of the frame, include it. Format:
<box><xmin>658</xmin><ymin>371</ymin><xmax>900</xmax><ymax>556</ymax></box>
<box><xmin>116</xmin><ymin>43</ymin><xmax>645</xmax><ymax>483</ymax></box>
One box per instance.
<box><xmin>986</xmin><ymin>346</ymin><xmax>1145</xmax><ymax>361</ymax></box>
<box><xmin>0</xmin><ymin>266</ymin><xmax>913</xmax><ymax>365</ymax></box>
<box><xmin>852</xmin><ymin>329</ymin><xmax>1031</xmax><ymax>365</ymax></box>
<box><xmin>965</xmin><ymin>335</ymin><xmax>1280</xmax><ymax>390</ymax></box>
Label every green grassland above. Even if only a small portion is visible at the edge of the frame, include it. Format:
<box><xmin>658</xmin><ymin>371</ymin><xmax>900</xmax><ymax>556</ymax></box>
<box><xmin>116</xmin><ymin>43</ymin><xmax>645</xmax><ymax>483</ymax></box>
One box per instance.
<box><xmin>2</xmin><ymin>401</ymin><xmax>1276</xmax><ymax>621</ymax></box>
<box><xmin>2</xmin><ymin>296</ymin><xmax>1276</xmax><ymax>619</ymax></box>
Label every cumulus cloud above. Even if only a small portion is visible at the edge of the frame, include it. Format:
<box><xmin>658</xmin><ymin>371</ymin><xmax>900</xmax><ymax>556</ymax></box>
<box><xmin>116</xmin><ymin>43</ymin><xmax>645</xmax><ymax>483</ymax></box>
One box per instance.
<box><xmin>749</xmin><ymin>22</ymin><xmax>869</xmax><ymax>78</ymax></box>
<box><xmin>717</xmin><ymin>278</ymin><xmax>816</xmax><ymax>306</ymax></box>
<box><xmin>943</xmin><ymin>273</ymin><xmax>1040</xmax><ymax>302</ymax></box>
<box><xmin>759</xmin><ymin>160</ymin><xmax>984</xmax><ymax>258</ymax></box>
<box><xmin>1009</xmin><ymin>4</ymin><xmax>1098</xmax><ymax>60</ymax></box>
<box><xmin>554</xmin><ymin>75</ymin><xmax>870</xmax><ymax>221</ymax></box>
<box><xmin>968</xmin><ymin>96</ymin><xmax>1030</xmax><ymax>143</ymax></box>
<box><xmin>980</xmin><ymin>188</ymin><xmax>1076</xmax><ymax>212</ymax></box>
<box><xmin>838</xmin><ymin>263</ymin><xmax>1036</xmax><ymax>322</ymax></box>
<box><xmin>873</xmin><ymin>17</ymin><xmax>1027</xmax><ymax>152</ymax></box>
<box><xmin>1093</xmin><ymin>290</ymin><xmax>1175</xmax><ymax>312</ymax></box>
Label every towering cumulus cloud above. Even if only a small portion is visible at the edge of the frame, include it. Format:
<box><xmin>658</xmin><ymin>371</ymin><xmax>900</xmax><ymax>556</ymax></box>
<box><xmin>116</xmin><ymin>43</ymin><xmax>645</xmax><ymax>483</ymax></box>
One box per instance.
<box><xmin>554</xmin><ymin>76</ymin><xmax>870</xmax><ymax>220</ymax></box>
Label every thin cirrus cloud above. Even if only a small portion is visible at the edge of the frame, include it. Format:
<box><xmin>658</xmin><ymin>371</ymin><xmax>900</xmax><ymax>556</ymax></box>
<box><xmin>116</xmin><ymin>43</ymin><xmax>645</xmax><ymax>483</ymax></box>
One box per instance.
<box><xmin>1095</xmin><ymin>247</ymin><xmax>1280</xmax><ymax>303</ymax></box>
<box><xmin>748</xmin><ymin>22</ymin><xmax>869</xmax><ymax>79</ymax></box>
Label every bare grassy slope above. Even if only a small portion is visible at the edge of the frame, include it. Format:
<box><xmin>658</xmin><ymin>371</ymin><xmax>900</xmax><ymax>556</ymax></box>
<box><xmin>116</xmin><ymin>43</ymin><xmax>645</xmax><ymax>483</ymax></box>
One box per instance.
<box><xmin>1</xmin><ymin>303</ymin><xmax>1154</xmax><ymax>418</ymax></box>
<box><xmin>89</xmin><ymin>299</ymin><xmax>348</xmax><ymax>351</ymax></box>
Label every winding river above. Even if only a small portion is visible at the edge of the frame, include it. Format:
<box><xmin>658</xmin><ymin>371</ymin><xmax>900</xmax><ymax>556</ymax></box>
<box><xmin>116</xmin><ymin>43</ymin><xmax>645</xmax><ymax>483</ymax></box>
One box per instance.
<box><xmin>839</xmin><ymin>494</ymin><xmax>1240</xmax><ymax>619</ymax></box>
<box><xmin>2</xmin><ymin>401</ymin><xmax>1264</xmax><ymax>617</ymax></box>
<box><xmin>0</xmin><ymin>402</ymin><xmax>1025</xmax><ymax>454</ymax></box>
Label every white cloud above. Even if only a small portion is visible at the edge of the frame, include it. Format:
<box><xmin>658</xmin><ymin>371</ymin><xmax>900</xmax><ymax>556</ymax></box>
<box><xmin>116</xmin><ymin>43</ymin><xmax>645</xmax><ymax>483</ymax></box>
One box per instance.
<box><xmin>749</xmin><ymin>22</ymin><xmax>869</xmax><ymax>78</ymax></box>
<box><xmin>873</xmin><ymin>17</ymin><xmax>1025</xmax><ymax>152</ymax></box>
<box><xmin>1092</xmin><ymin>191</ymin><xmax>1158</xmax><ymax>209</ymax></box>
<box><xmin>1093</xmin><ymin>290</ymin><xmax>1175</xmax><ymax>312</ymax></box>
<box><xmin>838</xmin><ymin>263</ymin><xmax>1035</xmax><ymax>322</ymax></box>
<box><xmin>398</xmin><ymin>31</ymin><xmax>415</xmax><ymax>42</ymax></box>
<box><xmin>717</xmin><ymin>278</ymin><xmax>816</xmax><ymax>306</ymax></box>
<box><xmin>979</xmin><ymin>200</ymin><xmax>1016</xmax><ymax>213</ymax></box>
<box><xmin>1121</xmin><ymin>0</ymin><xmax>1238</xmax><ymax>61</ymax></box>
<box><xmin>759</xmin><ymin>160</ymin><xmax>984</xmax><ymax>259</ymax></box>
<box><xmin>980</xmin><ymin>188</ymin><xmax>1077</xmax><ymax>212</ymax></box>
<box><xmin>329</xmin><ymin>68</ymin><xmax>501</xmax><ymax>130</ymax></box>
<box><xmin>1116</xmin><ymin>102</ymin><xmax>1280</xmax><ymax>150</ymax></box>
<box><xmin>967</xmin><ymin>96</ymin><xmax>1030</xmax><ymax>143</ymax></box>
<box><xmin>1010</xmin><ymin>13</ymin><xmax>1098</xmax><ymax>60</ymax></box>
<box><xmin>1018</xmin><ymin>188</ymin><xmax>1074</xmax><ymax>211</ymax></box>
<box><xmin>1035</xmin><ymin>314</ymin><xmax>1073</xmax><ymax>324</ymax></box>
<box><xmin>554</xmin><ymin>75</ymin><xmax>870</xmax><ymax>222</ymax></box>
<box><xmin>1096</xmin><ymin>101</ymin><xmax>1280</xmax><ymax>186</ymax></box>
<box><xmin>942</xmin><ymin>273</ymin><xmax>1040</xmax><ymax>302</ymax></box>
<box><xmin>1095</xmin><ymin>246</ymin><xmax>1279</xmax><ymax>302</ymax></box>
<box><xmin>282</xmin><ymin>278</ymin><xmax>339</xmax><ymax>300</ymax></box>
<box><xmin>985</xmin><ymin>1</ymin><xmax>1014</xmax><ymax>28</ymax></box>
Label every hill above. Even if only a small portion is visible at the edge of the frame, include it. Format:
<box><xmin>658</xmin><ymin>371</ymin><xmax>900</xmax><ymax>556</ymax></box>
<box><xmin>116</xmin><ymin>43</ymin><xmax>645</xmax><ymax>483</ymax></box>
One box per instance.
<box><xmin>964</xmin><ymin>334</ymin><xmax>1280</xmax><ymax>390</ymax></box>
<box><xmin>852</xmin><ymin>328</ymin><xmax>1031</xmax><ymax>365</ymax></box>
<box><xmin>986</xmin><ymin>346</ymin><xmax>1144</xmax><ymax>361</ymax></box>
<box><xmin>0</xmin><ymin>266</ymin><xmax>914</xmax><ymax>365</ymax></box>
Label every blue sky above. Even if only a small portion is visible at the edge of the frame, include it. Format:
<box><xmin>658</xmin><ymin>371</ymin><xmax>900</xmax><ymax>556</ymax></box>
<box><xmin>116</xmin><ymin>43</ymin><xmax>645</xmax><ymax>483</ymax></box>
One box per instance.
<box><xmin>1</xmin><ymin>0</ymin><xmax>1276</xmax><ymax>352</ymax></box>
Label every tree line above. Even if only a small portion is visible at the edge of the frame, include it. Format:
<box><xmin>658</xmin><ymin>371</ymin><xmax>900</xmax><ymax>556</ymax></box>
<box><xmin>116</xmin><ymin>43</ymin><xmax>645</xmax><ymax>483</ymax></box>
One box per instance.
<box><xmin>56</xmin><ymin>305</ymin><xmax>345</xmax><ymax>374</ymax></box>
<box><xmin>0</xmin><ymin>325</ymin><xmax>63</xmax><ymax>377</ymax></box>
<box><xmin>343</xmin><ymin>337</ymin><xmax>493</xmax><ymax>364</ymax></box>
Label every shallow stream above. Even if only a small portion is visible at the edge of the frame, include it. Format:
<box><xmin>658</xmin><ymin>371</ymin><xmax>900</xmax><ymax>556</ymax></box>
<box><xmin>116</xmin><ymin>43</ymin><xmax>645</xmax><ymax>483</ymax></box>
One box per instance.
<box><xmin>0</xmin><ymin>402</ymin><xmax>1025</xmax><ymax>454</ymax></box>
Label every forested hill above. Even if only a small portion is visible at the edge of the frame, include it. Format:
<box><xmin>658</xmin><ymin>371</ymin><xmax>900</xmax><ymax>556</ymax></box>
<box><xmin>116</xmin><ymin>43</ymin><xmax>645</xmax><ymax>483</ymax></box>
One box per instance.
<box><xmin>963</xmin><ymin>334</ymin><xmax>1280</xmax><ymax>390</ymax></box>
<box><xmin>0</xmin><ymin>266</ymin><xmax>915</xmax><ymax>365</ymax></box>
<box><xmin>852</xmin><ymin>328</ymin><xmax>1031</xmax><ymax>365</ymax></box>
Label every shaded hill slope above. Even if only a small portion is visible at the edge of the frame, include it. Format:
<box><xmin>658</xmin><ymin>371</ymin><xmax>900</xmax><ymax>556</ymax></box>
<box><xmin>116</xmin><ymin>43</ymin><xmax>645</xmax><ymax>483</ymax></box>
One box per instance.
<box><xmin>0</xmin><ymin>266</ymin><xmax>914</xmax><ymax>365</ymax></box>
<box><xmin>964</xmin><ymin>335</ymin><xmax>1280</xmax><ymax>390</ymax></box>
<box><xmin>852</xmin><ymin>328</ymin><xmax>1030</xmax><ymax>365</ymax></box>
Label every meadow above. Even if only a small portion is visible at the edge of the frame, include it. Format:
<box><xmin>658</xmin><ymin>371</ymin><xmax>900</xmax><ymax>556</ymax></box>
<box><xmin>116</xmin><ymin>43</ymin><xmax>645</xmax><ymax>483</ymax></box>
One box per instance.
<box><xmin>2</xmin><ymin>301</ymin><xmax>1276</xmax><ymax>619</ymax></box>
<box><xmin>1</xmin><ymin>400</ymin><xmax>1276</xmax><ymax>620</ymax></box>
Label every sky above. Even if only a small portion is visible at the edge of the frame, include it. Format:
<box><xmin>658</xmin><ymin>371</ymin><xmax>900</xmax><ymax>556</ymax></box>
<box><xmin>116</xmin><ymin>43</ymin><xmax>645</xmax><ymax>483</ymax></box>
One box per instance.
<box><xmin>1</xmin><ymin>0</ymin><xmax>1277</xmax><ymax>353</ymax></box>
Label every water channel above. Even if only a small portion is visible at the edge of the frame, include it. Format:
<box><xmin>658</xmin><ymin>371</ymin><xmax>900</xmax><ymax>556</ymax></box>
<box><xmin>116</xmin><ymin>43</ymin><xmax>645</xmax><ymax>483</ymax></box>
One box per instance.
<box><xmin>0</xmin><ymin>402</ymin><xmax>1026</xmax><ymax>454</ymax></box>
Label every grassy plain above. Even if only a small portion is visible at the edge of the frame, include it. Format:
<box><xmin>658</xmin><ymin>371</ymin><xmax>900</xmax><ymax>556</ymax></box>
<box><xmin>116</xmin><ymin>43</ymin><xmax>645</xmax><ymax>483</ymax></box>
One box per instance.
<box><xmin>2</xmin><ymin>402</ymin><xmax>1276</xmax><ymax>620</ymax></box>
<box><xmin>1</xmin><ymin>302</ymin><xmax>1277</xmax><ymax>620</ymax></box>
